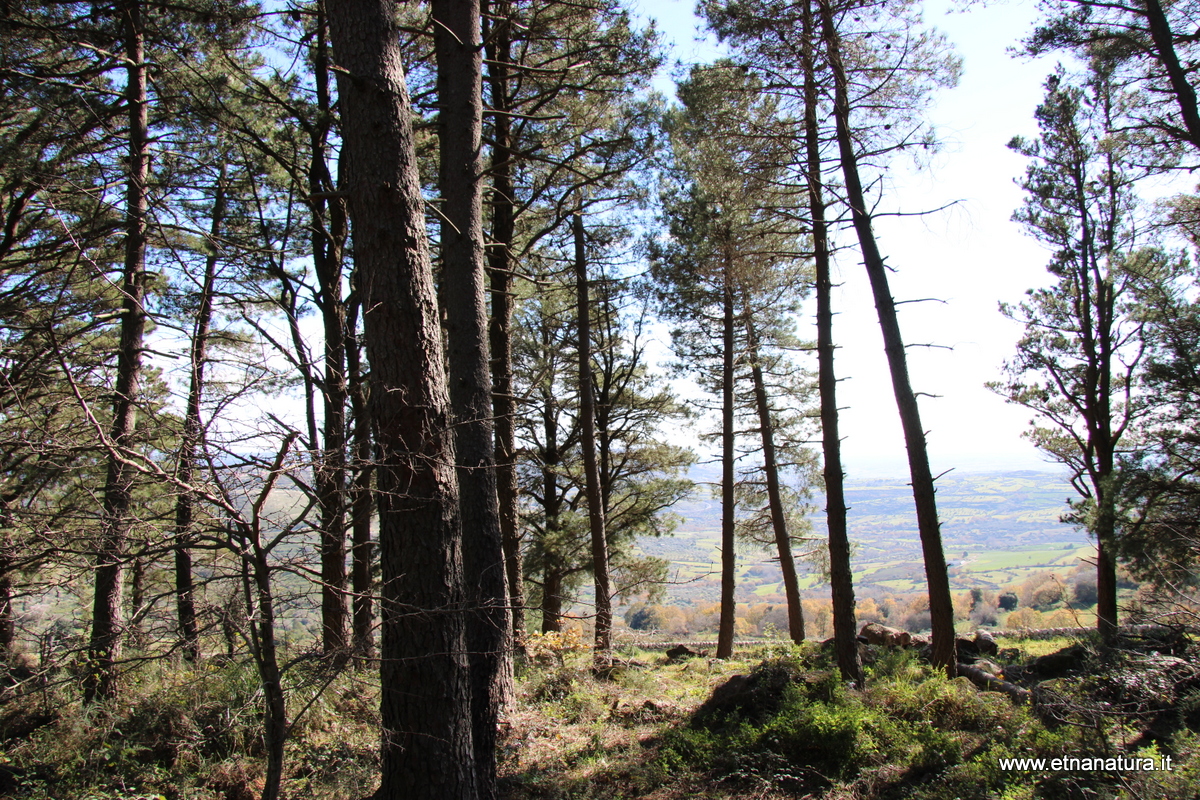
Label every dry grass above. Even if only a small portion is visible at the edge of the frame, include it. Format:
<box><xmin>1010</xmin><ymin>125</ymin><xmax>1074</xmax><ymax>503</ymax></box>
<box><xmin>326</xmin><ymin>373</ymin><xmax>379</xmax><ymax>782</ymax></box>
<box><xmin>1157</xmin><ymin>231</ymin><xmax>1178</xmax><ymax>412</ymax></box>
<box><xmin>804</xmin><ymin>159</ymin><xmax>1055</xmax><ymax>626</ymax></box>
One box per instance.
<box><xmin>499</xmin><ymin>647</ymin><xmax>763</xmax><ymax>800</ymax></box>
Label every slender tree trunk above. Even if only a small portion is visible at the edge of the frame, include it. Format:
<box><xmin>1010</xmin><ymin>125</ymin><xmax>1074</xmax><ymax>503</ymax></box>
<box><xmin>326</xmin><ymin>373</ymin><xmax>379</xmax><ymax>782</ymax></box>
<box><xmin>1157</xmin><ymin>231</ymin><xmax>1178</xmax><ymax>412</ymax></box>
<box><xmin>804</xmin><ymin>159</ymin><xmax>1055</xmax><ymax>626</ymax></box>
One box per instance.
<box><xmin>484</xmin><ymin>0</ymin><xmax>526</xmax><ymax>649</ymax></box>
<box><xmin>85</xmin><ymin>0</ymin><xmax>149</xmax><ymax>703</ymax></box>
<box><xmin>819</xmin><ymin>0</ymin><xmax>955</xmax><ymax>675</ymax></box>
<box><xmin>717</xmin><ymin>254</ymin><xmax>737</xmax><ymax>660</ymax></box>
<box><xmin>310</xmin><ymin>3</ymin><xmax>350</xmax><ymax>657</ymax></box>
<box><xmin>241</xmin><ymin>436</ymin><xmax>294</xmax><ymax>800</ymax></box>
<box><xmin>0</xmin><ymin>533</ymin><xmax>13</xmax><ymax>655</ymax></box>
<box><xmin>327</xmin><ymin>2</ymin><xmax>476</xmax><ymax>796</ymax></box>
<box><xmin>537</xmin><ymin>365</ymin><xmax>566</xmax><ymax>634</ymax></box>
<box><xmin>742</xmin><ymin>309</ymin><xmax>804</xmax><ymax>644</ymax></box>
<box><xmin>803</xmin><ymin>0</ymin><xmax>860</xmax><ymax>685</ymax></box>
<box><xmin>174</xmin><ymin>172</ymin><xmax>225</xmax><ymax>663</ymax></box>
<box><xmin>345</xmin><ymin>291</ymin><xmax>374</xmax><ymax>661</ymax></box>
<box><xmin>434</xmin><ymin>0</ymin><xmax>512</xmax><ymax>793</ymax></box>
<box><xmin>253</xmin><ymin>543</ymin><xmax>287</xmax><ymax>800</ymax></box>
<box><xmin>572</xmin><ymin>213</ymin><xmax>612</xmax><ymax>666</ymax></box>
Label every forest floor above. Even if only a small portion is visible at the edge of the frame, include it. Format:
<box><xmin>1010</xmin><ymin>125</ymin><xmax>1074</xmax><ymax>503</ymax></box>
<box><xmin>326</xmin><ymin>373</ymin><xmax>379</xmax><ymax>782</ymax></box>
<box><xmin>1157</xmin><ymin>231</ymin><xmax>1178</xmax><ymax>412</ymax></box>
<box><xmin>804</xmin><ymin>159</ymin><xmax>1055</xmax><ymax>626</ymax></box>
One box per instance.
<box><xmin>3</xmin><ymin>630</ymin><xmax>1200</xmax><ymax>799</ymax></box>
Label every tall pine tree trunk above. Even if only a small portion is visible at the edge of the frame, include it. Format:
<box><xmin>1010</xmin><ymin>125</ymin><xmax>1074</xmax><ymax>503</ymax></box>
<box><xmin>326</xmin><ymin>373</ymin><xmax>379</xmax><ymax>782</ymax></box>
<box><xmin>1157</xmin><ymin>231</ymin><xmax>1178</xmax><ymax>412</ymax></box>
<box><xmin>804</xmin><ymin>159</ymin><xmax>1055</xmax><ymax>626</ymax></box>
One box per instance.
<box><xmin>434</xmin><ymin>0</ymin><xmax>512</xmax><ymax>794</ymax></box>
<box><xmin>742</xmin><ymin>308</ymin><xmax>804</xmax><ymax>644</ymax></box>
<box><xmin>573</xmin><ymin>213</ymin><xmax>612</xmax><ymax>666</ymax></box>
<box><xmin>310</xmin><ymin>2</ymin><xmax>350</xmax><ymax>657</ymax></box>
<box><xmin>327</xmin><ymin>1</ymin><xmax>476</xmax><ymax>795</ymax></box>
<box><xmin>173</xmin><ymin>170</ymin><xmax>225</xmax><ymax>663</ymax></box>
<box><xmin>803</xmin><ymin>0</ymin><xmax>860</xmax><ymax>685</ymax></box>
<box><xmin>85</xmin><ymin>0</ymin><xmax>149</xmax><ymax>703</ymax></box>
<box><xmin>819</xmin><ymin>0</ymin><xmax>955</xmax><ymax>675</ymax></box>
<box><xmin>484</xmin><ymin>0</ymin><xmax>526</xmax><ymax>649</ymax></box>
<box><xmin>717</xmin><ymin>250</ymin><xmax>737</xmax><ymax>660</ymax></box>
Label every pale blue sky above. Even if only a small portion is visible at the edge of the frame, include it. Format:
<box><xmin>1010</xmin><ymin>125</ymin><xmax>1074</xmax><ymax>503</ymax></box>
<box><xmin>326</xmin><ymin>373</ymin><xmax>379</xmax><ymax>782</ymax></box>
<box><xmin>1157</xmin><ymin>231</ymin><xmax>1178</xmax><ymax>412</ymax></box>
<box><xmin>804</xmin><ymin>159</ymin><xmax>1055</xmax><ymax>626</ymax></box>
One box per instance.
<box><xmin>633</xmin><ymin>0</ymin><xmax>1070</xmax><ymax>478</ymax></box>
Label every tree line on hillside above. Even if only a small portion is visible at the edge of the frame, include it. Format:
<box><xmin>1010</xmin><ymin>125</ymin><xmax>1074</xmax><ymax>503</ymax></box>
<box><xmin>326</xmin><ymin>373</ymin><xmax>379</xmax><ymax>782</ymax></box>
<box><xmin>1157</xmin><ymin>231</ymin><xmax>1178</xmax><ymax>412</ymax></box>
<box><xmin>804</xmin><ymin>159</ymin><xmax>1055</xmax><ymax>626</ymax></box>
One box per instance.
<box><xmin>2</xmin><ymin>0</ymin><xmax>1200</xmax><ymax>798</ymax></box>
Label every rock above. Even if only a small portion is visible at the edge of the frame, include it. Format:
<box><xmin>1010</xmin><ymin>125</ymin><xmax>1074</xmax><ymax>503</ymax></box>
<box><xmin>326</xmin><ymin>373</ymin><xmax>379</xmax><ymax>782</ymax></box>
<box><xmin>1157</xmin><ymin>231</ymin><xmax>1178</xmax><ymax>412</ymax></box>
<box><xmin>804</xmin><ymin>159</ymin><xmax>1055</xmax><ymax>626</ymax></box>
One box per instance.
<box><xmin>974</xmin><ymin>630</ymin><xmax>999</xmax><ymax>656</ymax></box>
<box><xmin>860</xmin><ymin>622</ymin><xmax>911</xmax><ymax>647</ymax></box>
<box><xmin>909</xmin><ymin>633</ymin><xmax>931</xmax><ymax>648</ymax></box>
<box><xmin>666</xmin><ymin>644</ymin><xmax>699</xmax><ymax>662</ymax></box>
<box><xmin>955</xmin><ymin>636</ymin><xmax>981</xmax><ymax>661</ymax></box>
<box><xmin>1028</xmin><ymin>643</ymin><xmax>1090</xmax><ymax>678</ymax></box>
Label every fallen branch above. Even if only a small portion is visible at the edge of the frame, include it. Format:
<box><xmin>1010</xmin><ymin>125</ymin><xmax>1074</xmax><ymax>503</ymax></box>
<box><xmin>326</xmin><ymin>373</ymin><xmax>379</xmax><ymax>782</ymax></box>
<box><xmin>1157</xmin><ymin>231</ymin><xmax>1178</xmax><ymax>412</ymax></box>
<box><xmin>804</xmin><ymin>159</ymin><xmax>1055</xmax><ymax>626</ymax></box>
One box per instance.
<box><xmin>957</xmin><ymin>662</ymin><xmax>1031</xmax><ymax>704</ymax></box>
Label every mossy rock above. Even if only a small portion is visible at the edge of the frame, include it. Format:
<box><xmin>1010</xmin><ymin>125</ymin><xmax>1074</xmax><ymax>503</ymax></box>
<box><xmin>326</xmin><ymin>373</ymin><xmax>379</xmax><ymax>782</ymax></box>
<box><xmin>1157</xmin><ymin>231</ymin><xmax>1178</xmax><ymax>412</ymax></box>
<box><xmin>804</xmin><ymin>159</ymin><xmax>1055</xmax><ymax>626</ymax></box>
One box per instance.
<box><xmin>691</xmin><ymin>659</ymin><xmax>831</xmax><ymax>729</ymax></box>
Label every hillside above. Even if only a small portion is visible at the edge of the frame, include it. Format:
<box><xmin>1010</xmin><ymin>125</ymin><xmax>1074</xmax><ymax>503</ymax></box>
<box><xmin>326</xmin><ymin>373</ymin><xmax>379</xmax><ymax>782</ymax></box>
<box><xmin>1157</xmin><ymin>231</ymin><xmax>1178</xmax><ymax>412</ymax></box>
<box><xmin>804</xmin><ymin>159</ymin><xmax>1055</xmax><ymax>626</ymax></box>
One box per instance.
<box><xmin>632</xmin><ymin>470</ymin><xmax>1092</xmax><ymax>607</ymax></box>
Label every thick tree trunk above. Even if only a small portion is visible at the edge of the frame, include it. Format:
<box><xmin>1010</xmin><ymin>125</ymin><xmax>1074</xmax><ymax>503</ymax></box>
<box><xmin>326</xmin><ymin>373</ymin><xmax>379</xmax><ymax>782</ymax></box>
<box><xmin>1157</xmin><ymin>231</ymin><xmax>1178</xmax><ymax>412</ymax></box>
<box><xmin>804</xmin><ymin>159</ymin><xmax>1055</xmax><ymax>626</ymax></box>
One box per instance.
<box><xmin>820</xmin><ymin>0</ymin><xmax>955</xmax><ymax>675</ymax></box>
<box><xmin>803</xmin><ymin>0</ymin><xmax>860</xmax><ymax>685</ymax></box>
<box><xmin>743</xmin><ymin>310</ymin><xmax>804</xmax><ymax>644</ymax></box>
<box><xmin>541</xmin><ymin>566</ymin><xmax>565</xmax><ymax>634</ymax></box>
<box><xmin>85</xmin><ymin>0</ymin><xmax>149</xmax><ymax>704</ymax></box>
<box><xmin>434</xmin><ymin>0</ymin><xmax>512</xmax><ymax>794</ymax></box>
<box><xmin>1095</xmin><ymin>453</ymin><xmax>1119</xmax><ymax>641</ymax></box>
<box><xmin>310</xmin><ymin>4</ymin><xmax>349</xmax><ymax>657</ymax></box>
<box><xmin>572</xmin><ymin>213</ymin><xmax>612</xmax><ymax>666</ymax></box>
<box><xmin>484</xmin><ymin>0</ymin><xmax>526</xmax><ymax>649</ymax></box>
<box><xmin>327</xmin><ymin>2</ymin><xmax>476</xmax><ymax>797</ymax></box>
<box><xmin>717</xmin><ymin>261</ymin><xmax>737</xmax><ymax>660</ymax></box>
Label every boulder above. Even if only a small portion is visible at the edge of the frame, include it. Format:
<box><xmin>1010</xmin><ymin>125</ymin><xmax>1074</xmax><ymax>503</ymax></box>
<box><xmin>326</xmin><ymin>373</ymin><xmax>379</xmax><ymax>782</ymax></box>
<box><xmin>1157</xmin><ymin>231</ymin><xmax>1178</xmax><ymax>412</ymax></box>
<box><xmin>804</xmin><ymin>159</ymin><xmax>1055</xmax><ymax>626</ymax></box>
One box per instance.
<box><xmin>1028</xmin><ymin>643</ymin><xmax>1090</xmax><ymax>678</ymax></box>
<box><xmin>860</xmin><ymin>622</ymin><xmax>911</xmax><ymax>647</ymax></box>
<box><xmin>665</xmin><ymin>644</ymin><xmax>699</xmax><ymax>662</ymax></box>
<box><xmin>973</xmin><ymin>630</ymin><xmax>999</xmax><ymax>656</ymax></box>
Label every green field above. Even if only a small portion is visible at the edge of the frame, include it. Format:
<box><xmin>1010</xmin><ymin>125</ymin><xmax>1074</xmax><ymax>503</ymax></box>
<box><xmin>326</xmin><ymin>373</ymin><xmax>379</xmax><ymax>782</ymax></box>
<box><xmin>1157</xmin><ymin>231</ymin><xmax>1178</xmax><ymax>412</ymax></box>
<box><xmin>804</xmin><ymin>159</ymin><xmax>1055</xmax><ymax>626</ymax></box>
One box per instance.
<box><xmin>631</xmin><ymin>470</ymin><xmax>1094</xmax><ymax>606</ymax></box>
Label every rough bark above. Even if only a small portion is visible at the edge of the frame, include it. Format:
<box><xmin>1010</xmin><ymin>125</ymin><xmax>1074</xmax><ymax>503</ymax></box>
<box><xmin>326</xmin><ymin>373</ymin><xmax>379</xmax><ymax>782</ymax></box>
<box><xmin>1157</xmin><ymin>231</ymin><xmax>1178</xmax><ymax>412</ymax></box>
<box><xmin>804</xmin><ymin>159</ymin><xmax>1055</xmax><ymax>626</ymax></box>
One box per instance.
<box><xmin>717</xmin><ymin>259</ymin><xmax>737</xmax><ymax>660</ymax></box>
<box><xmin>819</xmin><ymin>0</ymin><xmax>955</xmax><ymax>675</ymax></box>
<box><xmin>434</xmin><ymin>0</ymin><xmax>513</xmax><ymax>793</ymax></box>
<box><xmin>483</xmin><ymin>0</ymin><xmax>526</xmax><ymax>649</ymax></box>
<box><xmin>573</xmin><ymin>212</ymin><xmax>612</xmax><ymax>665</ymax></box>
<box><xmin>803</xmin><ymin>0</ymin><xmax>860</xmax><ymax>685</ymax></box>
<box><xmin>541</xmin><ymin>566</ymin><xmax>565</xmax><ymax>634</ymax></box>
<box><xmin>326</xmin><ymin>1</ymin><xmax>476</xmax><ymax>796</ymax></box>
<box><xmin>85</xmin><ymin>0</ymin><xmax>149</xmax><ymax>704</ymax></box>
<box><xmin>309</xmin><ymin>3</ymin><xmax>350</xmax><ymax>658</ymax></box>
<box><xmin>743</xmin><ymin>309</ymin><xmax>804</xmax><ymax>644</ymax></box>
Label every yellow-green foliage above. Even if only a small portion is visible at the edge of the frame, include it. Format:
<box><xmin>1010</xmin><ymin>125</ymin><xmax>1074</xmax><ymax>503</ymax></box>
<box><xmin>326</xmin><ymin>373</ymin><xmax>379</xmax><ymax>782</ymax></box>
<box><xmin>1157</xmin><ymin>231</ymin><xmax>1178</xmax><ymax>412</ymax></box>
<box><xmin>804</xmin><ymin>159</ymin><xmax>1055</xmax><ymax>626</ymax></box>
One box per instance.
<box><xmin>649</xmin><ymin>648</ymin><xmax>1195</xmax><ymax>800</ymax></box>
<box><xmin>3</xmin><ymin>657</ymin><xmax>379</xmax><ymax>800</ymax></box>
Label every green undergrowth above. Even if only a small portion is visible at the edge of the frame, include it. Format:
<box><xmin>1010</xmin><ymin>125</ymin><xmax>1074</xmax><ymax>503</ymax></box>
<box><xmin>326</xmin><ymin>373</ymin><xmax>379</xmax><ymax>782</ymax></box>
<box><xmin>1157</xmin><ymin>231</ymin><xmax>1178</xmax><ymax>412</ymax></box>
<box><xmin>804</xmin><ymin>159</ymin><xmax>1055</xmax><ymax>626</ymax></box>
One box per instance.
<box><xmin>649</xmin><ymin>648</ymin><xmax>1200</xmax><ymax>800</ymax></box>
<box><xmin>502</xmin><ymin>641</ymin><xmax>1200</xmax><ymax>800</ymax></box>
<box><xmin>1</xmin><ymin>655</ymin><xmax>380</xmax><ymax>799</ymax></box>
<box><xmin>5</xmin><ymin>637</ymin><xmax>1200</xmax><ymax>799</ymax></box>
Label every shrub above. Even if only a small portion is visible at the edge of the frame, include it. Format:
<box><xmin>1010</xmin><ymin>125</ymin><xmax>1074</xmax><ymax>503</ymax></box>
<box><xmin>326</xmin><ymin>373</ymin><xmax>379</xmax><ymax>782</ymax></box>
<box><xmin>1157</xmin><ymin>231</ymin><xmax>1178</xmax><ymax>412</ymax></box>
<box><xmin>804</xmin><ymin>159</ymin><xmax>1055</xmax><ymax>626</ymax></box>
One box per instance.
<box><xmin>1030</xmin><ymin>582</ymin><xmax>1064</xmax><ymax>610</ymax></box>
<box><xmin>1004</xmin><ymin>607</ymin><xmax>1044</xmax><ymax>629</ymax></box>
<box><xmin>1072</xmin><ymin>579</ymin><xmax>1099</xmax><ymax>607</ymax></box>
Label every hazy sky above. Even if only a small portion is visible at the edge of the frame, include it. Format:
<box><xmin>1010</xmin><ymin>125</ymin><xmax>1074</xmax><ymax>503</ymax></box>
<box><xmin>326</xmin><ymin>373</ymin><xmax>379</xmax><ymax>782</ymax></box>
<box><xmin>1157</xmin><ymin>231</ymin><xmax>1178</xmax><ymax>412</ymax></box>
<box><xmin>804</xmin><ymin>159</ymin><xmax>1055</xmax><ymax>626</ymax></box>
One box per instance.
<box><xmin>632</xmin><ymin>0</ymin><xmax>1073</xmax><ymax>477</ymax></box>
